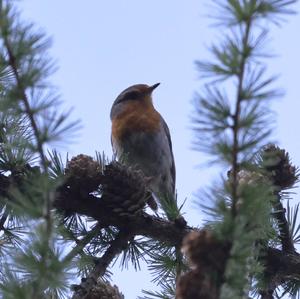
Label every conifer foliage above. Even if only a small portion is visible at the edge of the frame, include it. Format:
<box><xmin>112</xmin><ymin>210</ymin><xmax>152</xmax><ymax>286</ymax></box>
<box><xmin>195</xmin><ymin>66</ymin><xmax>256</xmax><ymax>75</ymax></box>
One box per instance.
<box><xmin>0</xmin><ymin>1</ymin><xmax>299</xmax><ymax>299</ymax></box>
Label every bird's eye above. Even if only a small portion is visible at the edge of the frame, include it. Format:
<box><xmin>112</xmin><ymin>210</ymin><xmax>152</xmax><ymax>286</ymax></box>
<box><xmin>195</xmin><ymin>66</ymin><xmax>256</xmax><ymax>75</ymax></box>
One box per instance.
<box><xmin>125</xmin><ymin>91</ymin><xmax>140</xmax><ymax>100</ymax></box>
<box><xmin>115</xmin><ymin>90</ymin><xmax>141</xmax><ymax>104</ymax></box>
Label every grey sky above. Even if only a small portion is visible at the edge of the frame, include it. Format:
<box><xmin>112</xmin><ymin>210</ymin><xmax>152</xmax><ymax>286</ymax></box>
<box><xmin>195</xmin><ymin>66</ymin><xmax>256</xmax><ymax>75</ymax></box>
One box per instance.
<box><xmin>19</xmin><ymin>1</ymin><xmax>300</xmax><ymax>297</ymax></box>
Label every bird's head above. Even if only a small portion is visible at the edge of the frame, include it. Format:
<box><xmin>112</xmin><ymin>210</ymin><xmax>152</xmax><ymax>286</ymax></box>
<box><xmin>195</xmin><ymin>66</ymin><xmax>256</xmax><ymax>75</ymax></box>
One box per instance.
<box><xmin>110</xmin><ymin>83</ymin><xmax>160</xmax><ymax>119</ymax></box>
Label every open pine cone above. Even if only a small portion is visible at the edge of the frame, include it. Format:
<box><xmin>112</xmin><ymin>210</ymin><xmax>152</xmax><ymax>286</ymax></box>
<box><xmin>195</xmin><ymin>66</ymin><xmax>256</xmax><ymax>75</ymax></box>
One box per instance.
<box><xmin>177</xmin><ymin>229</ymin><xmax>230</xmax><ymax>299</ymax></box>
<box><xmin>62</xmin><ymin>155</ymin><xmax>152</xmax><ymax>218</ymax></box>
<box><xmin>72</xmin><ymin>279</ymin><xmax>124</xmax><ymax>299</ymax></box>
<box><xmin>100</xmin><ymin>162</ymin><xmax>149</xmax><ymax>217</ymax></box>
<box><xmin>261</xmin><ymin>144</ymin><xmax>298</xmax><ymax>189</ymax></box>
<box><xmin>65</xmin><ymin>154</ymin><xmax>103</xmax><ymax>193</ymax></box>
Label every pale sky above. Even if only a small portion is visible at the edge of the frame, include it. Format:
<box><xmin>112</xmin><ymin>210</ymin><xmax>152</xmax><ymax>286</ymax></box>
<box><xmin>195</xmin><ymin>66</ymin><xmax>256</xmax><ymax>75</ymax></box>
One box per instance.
<box><xmin>18</xmin><ymin>1</ymin><xmax>300</xmax><ymax>298</ymax></box>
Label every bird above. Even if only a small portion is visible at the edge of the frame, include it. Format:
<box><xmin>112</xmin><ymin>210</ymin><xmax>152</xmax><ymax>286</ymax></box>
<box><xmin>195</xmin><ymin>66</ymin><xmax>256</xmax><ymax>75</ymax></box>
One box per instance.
<box><xmin>110</xmin><ymin>83</ymin><xmax>176</xmax><ymax>216</ymax></box>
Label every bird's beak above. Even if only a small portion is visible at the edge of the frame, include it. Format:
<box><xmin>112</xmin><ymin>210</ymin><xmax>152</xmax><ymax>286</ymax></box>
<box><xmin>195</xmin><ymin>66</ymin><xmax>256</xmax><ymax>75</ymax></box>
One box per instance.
<box><xmin>148</xmin><ymin>83</ymin><xmax>160</xmax><ymax>93</ymax></box>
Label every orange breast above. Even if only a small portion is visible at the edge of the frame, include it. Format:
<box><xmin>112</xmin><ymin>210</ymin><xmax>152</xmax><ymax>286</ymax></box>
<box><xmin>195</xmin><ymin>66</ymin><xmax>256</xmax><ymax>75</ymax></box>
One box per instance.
<box><xmin>112</xmin><ymin>101</ymin><xmax>161</xmax><ymax>141</ymax></box>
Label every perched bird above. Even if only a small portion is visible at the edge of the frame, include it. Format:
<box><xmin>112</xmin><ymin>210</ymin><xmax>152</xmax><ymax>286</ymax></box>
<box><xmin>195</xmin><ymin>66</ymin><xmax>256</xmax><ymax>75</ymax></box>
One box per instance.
<box><xmin>110</xmin><ymin>83</ymin><xmax>176</xmax><ymax>214</ymax></box>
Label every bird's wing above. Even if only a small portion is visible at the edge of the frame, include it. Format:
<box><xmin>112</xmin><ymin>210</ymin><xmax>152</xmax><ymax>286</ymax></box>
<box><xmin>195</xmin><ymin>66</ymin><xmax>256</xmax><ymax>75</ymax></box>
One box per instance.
<box><xmin>110</xmin><ymin>134</ymin><xmax>118</xmax><ymax>160</ymax></box>
<box><xmin>161</xmin><ymin>118</ymin><xmax>176</xmax><ymax>193</ymax></box>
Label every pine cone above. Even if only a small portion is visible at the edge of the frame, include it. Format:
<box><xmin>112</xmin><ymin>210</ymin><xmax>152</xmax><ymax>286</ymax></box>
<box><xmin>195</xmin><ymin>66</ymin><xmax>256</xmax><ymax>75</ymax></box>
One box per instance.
<box><xmin>72</xmin><ymin>279</ymin><xmax>124</xmax><ymax>299</ymax></box>
<box><xmin>65</xmin><ymin>154</ymin><xmax>102</xmax><ymax>193</ymax></box>
<box><xmin>85</xmin><ymin>280</ymin><xmax>124</xmax><ymax>299</ymax></box>
<box><xmin>262</xmin><ymin>144</ymin><xmax>298</xmax><ymax>189</ymax></box>
<box><xmin>181</xmin><ymin>230</ymin><xmax>230</xmax><ymax>273</ymax></box>
<box><xmin>178</xmin><ymin>230</ymin><xmax>230</xmax><ymax>299</ymax></box>
<box><xmin>176</xmin><ymin>269</ymin><xmax>218</xmax><ymax>299</ymax></box>
<box><xmin>227</xmin><ymin>168</ymin><xmax>266</xmax><ymax>188</ymax></box>
<box><xmin>100</xmin><ymin>161</ymin><xmax>149</xmax><ymax>218</ymax></box>
<box><xmin>228</xmin><ymin>169</ymin><xmax>268</xmax><ymax>205</ymax></box>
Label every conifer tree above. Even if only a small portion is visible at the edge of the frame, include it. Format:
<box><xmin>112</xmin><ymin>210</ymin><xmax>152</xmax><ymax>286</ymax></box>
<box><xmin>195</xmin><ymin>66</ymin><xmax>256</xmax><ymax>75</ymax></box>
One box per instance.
<box><xmin>0</xmin><ymin>1</ymin><xmax>299</xmax><ymax>299</ymax></box>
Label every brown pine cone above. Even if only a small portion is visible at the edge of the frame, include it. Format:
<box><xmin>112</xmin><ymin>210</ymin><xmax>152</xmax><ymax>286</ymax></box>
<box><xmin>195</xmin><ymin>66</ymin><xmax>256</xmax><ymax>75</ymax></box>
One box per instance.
<box><xmin>72</xmin><ymin>279</ymin><xmax>124</xmax><ymax>299</ymax></box>
<box><xmin>100</xmin><ymin>161</ymin><xmax>149</xmax><ymax>218</ymax></box>
<box><xmin>176</xmin><ymin>269</ymin><xmax>218</xmax><ymax>299</ymax></box>
<box><xmin>181</xmin><ymin>230</ymin><xmax>230</xmax><ymax>273</ymax></box>
<box><xmin>178</xmin><ymin>230</ymin><xmax>230</xmax><ymax>299</ymax></box>
<box><xmin>85</xmin><ymin>280</ymin><xmax>124</xmax><ymax>299</ymax></box>
<box><xmin>65</xmin><ymin>154</ymin><xmax>103</xmax><ymax>193</ymax></box>
<box><xmin>262</xmin><ymin>144</ymin><xmax>298</xmax><ymax>189</ymax></box>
